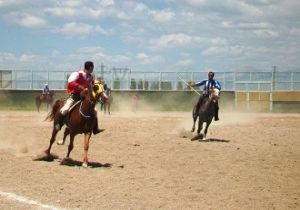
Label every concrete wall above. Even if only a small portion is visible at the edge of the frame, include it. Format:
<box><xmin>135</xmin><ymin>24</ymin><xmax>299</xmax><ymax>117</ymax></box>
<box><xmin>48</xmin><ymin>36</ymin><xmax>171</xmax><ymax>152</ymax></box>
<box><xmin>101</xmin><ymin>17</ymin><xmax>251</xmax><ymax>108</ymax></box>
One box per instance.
<box><xmin>0</xmin><ymin>89</ymin><xmax>235</xmax><ymax>112</ymax></box>
<box><xmin>1</xmin><ymin>89</ymin><xmax>298</xmax><ymax>112</ymax></box>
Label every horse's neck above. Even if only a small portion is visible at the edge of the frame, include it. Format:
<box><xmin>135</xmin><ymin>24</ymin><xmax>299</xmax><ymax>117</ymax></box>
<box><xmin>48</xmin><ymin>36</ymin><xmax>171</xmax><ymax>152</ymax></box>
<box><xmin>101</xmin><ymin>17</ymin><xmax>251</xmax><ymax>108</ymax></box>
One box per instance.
<box><xmin>81</xmin><ymin>98</ymin><xmax>95</xmax><ymax>114</ymax></box>
<box><xmin>201</xmin><ymin>97</ymin><xmax>214</xmax><ymax>110</ymax></box>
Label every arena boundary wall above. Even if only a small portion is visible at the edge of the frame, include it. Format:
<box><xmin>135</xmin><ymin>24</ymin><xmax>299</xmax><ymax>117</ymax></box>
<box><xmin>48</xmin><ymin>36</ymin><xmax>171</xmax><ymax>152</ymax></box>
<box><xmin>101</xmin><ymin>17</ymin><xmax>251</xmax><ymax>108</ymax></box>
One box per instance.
<box><xmin>235</xmin><ymin>91</ymin><xmax>300</xmax><ymax>112</ymax></box>
<box><xmin>0</xmin><ymin>89</ymin><xmax>299</xmax><ymax>112</ymax></box>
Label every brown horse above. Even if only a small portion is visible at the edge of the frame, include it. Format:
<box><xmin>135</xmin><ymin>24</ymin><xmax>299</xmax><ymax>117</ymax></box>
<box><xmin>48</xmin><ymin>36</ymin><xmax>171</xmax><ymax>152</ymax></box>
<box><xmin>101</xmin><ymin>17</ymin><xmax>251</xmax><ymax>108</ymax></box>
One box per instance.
<box><xmin>101</xmin><ymin>88</ymin><xmax>113</xmax><ymax>115</ymax></box>
<box><xmin>191</xmin><ymin>88</ymin><xmax>220</xmax><ymax>140</ymax></box>
<box><xmin>43</xmin><ymin>85</ymin><xmax>107</xmax><ymax>167</ymax></box>
<box><xmin>35</xmin><ymin>91</ymin><xmax>55</xmax><ymax>112</ymax></box>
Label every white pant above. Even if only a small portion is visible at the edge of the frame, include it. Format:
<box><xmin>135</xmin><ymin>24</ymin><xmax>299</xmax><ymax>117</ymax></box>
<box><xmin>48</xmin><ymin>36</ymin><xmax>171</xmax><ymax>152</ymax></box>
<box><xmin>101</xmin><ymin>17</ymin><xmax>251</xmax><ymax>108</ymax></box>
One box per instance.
<box><xmin>60</xmin><ymin>97</ymin><xmax>75</xmax><ymax>115</ymax></box>
<box><xmin>60</xmin><ymin>96</ymin><xmax>98</xmax><ymax>116</ymax></box>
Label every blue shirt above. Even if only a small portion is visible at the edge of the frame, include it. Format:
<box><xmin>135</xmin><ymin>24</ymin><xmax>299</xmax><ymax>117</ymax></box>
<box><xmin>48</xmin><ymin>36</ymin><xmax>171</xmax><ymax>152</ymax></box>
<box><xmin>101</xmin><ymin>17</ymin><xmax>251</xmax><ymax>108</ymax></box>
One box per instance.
<box><xmin>194</xmin><ymin>79</ymin><xmax>221</xmax><ymax>95</ymax></box>
<box><xmin>43</xmin><ymin>86</ymin><xmax>50</xmax><ymax>94</ymax></box>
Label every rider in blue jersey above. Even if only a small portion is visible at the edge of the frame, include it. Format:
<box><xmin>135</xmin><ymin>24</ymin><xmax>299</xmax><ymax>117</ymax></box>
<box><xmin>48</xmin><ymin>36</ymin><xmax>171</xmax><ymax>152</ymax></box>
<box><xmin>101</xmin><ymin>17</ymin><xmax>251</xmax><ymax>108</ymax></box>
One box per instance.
<box><xmin>43</xmin><ymin>84</ymin><xmax>50</xmax><ymax>95</ymax></box>
<box><xmin>191</xmin><ymin>71</ymin><xmax>221</xmax><ymax>121</ymax></box>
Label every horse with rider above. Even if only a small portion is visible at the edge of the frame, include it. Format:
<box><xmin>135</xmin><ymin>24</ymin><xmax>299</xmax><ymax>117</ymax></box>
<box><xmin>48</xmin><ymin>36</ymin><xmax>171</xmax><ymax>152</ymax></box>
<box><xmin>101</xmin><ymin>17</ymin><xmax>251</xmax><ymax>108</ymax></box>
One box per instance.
<box><xmin>35</xmin><ymin>84</ymin><xmax>55</xmax><ymax>112</ymax></box>
<box><xmin>189</xmin><ymin>71</ymin><xmax>221</xmax><ymax>140</ymax></box>
<box><xmin>42</xmin><ymin>61</ymin><xmax>108</xmax><ymax>167</ymax></box>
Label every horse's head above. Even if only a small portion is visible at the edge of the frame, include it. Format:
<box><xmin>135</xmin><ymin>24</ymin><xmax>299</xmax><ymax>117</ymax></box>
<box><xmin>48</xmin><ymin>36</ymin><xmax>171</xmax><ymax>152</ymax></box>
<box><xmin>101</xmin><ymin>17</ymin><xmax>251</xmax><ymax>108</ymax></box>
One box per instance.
<box><xmin>209</xmin><ymin>88</ymin><xmax>220</xmax><ymax>103</ymax></box>
<box><xmin>92</xmin><ymin>83</ymin><xmax>108</xmax><ymax>102</ymax></box>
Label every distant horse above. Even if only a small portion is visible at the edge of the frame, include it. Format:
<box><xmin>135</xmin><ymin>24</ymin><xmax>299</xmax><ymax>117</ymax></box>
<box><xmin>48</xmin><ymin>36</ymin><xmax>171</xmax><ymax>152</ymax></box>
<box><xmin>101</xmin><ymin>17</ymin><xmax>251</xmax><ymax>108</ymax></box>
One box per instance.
<box><xmin>43</xmin><ymin>85</ymin><xmax>107</xmax><ymax>167</ymax></box>
<box><xmin>100</xmin><ymin>88</ymin><xmax>113</xmax><ymax>115</ymax></box>
<box><xmin>191</xmin><ymin>88</ymin><xmax>220</xmax><ymax>140</ymax></box>
<box><xmin>35</xmin><ymin>91</ymin><xmax>55</xmax><ymax>112</ymax></box>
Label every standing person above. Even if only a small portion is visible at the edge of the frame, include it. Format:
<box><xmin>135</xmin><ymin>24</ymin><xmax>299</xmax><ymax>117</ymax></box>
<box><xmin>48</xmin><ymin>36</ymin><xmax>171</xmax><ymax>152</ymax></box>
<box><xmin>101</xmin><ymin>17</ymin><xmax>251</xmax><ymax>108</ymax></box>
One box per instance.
<box><xmin>190</xmin><ymin>71</ymin><xmax>221</xmax><ymax>121</ymax></box>
<box><xmin>56</xmin><ymin>61</ymin><xmax>105</xmax><ymax>134</ymax></box>
<box><xmin>132</xmin><ymin>92</ymin><xmax>139</xmax><ymax>112</ymax></box>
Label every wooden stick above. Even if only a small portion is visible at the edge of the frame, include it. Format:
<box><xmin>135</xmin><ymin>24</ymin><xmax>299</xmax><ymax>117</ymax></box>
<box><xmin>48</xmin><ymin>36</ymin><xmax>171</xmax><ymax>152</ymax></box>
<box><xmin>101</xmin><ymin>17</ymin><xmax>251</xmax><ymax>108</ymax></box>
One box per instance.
<box><xmin>177</xmin><ymin>74</ymin><xmax>201</xmax><ymax>96</ymax></box>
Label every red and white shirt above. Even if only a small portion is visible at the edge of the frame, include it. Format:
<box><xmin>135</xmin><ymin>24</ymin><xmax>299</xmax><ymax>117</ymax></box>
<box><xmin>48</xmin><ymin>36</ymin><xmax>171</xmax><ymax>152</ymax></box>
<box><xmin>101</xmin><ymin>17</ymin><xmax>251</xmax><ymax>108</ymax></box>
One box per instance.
<box><xmin>66</xmin><ymin>70</ymin><xmax>93</xmax><ymax>94</ymax></box>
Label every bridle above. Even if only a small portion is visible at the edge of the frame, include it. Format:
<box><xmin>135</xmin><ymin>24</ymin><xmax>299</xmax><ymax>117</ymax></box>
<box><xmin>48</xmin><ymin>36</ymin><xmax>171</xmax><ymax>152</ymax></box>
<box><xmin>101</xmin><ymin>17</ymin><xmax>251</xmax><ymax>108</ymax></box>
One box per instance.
<box><xmin>209</xmin><ymin>88</ymin><xmax>220</xmax><ymax>102</ymax></box>
<box><xmin>79</xmin><ymin>87</ymin><xmax>98</xmax><ymax>118</ymax></box>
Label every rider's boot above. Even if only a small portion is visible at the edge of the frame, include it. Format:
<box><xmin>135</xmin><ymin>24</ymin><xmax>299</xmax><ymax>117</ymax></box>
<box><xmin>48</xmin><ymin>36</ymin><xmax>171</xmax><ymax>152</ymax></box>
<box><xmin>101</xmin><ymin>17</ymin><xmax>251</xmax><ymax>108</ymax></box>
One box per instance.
<box><xmin>214</xmin><ymin>102</ymin><xmax>219</xmax><ymax>121</ymax></box>
<box><xmin>93</xmin><ymin>118</ymin><xmax>105</xmax><ymax>135</ymax></box>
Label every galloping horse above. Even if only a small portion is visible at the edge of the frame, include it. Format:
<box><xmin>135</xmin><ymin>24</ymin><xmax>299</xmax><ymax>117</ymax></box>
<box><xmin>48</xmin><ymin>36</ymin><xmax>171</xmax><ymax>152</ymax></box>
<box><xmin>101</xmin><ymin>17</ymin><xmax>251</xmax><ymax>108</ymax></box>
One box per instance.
<box><xmin>35</xmin><ymin>91</ymin><xmax>55</xmax><ymax>112</ymax></box>
<box><xmin>44</xmin><ymin>85</ymin><xmax>107</xmax><ymax>167</ymax></box>
<box><xmin>101</xmin><ymin>88</ymin><xmax>113</xmax><ymax>115</ymax></box>
<box><xmin>191</xmin><ymin>88</ymin><xmax>220</xmax><ymax>140</ymax></box>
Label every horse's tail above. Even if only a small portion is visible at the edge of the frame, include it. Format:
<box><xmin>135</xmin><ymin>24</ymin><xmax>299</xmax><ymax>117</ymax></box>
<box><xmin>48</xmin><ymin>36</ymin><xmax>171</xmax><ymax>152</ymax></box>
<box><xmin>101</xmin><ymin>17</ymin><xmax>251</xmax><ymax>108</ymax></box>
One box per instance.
<box><xmin>44</xmin><ymin>99</ymin><xmax>64</xmax><ymax>121</ymax></box>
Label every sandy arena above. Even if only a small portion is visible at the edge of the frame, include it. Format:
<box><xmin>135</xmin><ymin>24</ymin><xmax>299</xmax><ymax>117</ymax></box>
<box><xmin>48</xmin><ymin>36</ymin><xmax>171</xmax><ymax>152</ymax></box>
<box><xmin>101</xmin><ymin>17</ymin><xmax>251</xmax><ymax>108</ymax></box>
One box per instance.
<box><xmin>0</xmin><ymin>110</ymin><xmax>299</xmax><ymax>210</ymax></box>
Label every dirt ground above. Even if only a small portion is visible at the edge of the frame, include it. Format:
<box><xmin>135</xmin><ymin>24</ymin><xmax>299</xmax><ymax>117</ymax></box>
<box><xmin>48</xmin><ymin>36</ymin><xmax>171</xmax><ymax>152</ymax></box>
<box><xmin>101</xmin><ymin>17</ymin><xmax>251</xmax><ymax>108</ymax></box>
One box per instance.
<box><xmin>0</xmin><ymin>109</ymin><xmax>299</xmax><ymax>210</ymax></box>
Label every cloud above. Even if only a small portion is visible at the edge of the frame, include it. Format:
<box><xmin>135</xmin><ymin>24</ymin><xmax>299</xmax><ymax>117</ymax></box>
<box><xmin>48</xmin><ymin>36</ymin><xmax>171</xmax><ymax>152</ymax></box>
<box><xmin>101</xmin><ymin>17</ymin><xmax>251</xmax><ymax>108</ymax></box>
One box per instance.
<box><xmin>0</xmin><ymin>52</ymin><xmax>17</xmax><ymax>62</ymax></box>
<box><xmin>175</xmin><ymin>59</ymin><xmax>194</xmax><ymax>67</ymax></box>
<box><xmin>149</xmin><ymin>33</ymin><xmax>202</xmax><ymax>51</ymax></box>
<box><xmin>290</xmin><ymin>27</ymin><xmax>300</xmax><ymax>36</ymax></box>
<box><xmin>135</xmin><ymin>53</ymin><xmax>164</xmax><ymax>64</ymax></box>
<box><xmin>20</xmin><ymin>53</ymin><xmax>36</xmax><ymax>62</ymax></box>
<box><xmin>149</xmin><ymin>9</ymin><xmax>175</xmax><ymax>22</ymax></box>
<box><xmin>4</xmin><ymin>13</ymin><xmax>47</xmax><ymax>28</ymax></box>
<box><xmin>57</xmin><ymin>22</ymin><xmax>108</xmax><ymax>38</ymax></box>
<box><xmin>253</xmin><ymin>29</ymin><xmax>279</xmax><ymax>38</ymax></box>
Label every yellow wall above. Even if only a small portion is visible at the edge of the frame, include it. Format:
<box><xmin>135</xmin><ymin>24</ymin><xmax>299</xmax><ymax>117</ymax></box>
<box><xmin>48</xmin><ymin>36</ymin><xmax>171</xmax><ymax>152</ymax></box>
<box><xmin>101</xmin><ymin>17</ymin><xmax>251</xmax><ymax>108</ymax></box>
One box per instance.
<box><xmin>235</xmin><ymin>91</ymin><xmax>300</xmax><ymax>112</ymax></box>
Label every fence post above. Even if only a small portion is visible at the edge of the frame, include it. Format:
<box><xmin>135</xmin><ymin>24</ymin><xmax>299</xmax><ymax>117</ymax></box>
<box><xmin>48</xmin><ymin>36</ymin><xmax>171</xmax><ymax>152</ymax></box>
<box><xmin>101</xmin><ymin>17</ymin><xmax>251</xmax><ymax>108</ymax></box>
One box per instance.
<box><xmin>31</xmin><ymin>70</ymin><xmax>33</xmax><ymax>89</ymax></box>
<box><xmin>270</xmin><ymin>66</ymin><xmax>276</xmax><ymax>112</ymax></box>
<box><xmin>291</xmin><ymin>72</ymin><xmax>294</xmax><ymax>91</ymax></box>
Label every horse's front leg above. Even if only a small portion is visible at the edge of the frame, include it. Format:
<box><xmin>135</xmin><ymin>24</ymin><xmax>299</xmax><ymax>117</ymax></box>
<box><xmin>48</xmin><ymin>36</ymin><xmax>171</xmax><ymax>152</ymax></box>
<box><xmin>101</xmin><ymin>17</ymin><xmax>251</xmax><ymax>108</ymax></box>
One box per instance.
<box><xmin>197</xmin><ymin>119</ymin><xmax>203</xmax><ymax>136</ymax></box>
<box><xmin>66</xmin><ymin>133</ymin><xmax>75</xmax><ymax>158</ymax></box>
<box><xmin>45</xmin><ymin>127</ymin><xmax>59</xmax><ymax>154</ymax></box>
<box><xmin>203</xmin><ymin>120</ymin><xmax>212</xmax><ymax>140</ymax></box>
<box><xmin>82</xmin><ymin>132</ymin><xmax>92</xmax><ymax>168</ymax></box>
<box><xmin>191</xmin><ymin>107</ymin><xmax>197</xmax><ymax>132</ymax></box>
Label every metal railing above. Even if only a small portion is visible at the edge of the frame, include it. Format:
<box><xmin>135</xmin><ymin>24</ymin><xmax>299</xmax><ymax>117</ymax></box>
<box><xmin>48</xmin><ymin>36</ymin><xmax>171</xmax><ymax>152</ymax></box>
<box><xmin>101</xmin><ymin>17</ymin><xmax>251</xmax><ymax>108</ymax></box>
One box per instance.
<box><xmin>1</xmin><ymin>69</ymin><xmax>300</xmax><ymax>91</ymax></box>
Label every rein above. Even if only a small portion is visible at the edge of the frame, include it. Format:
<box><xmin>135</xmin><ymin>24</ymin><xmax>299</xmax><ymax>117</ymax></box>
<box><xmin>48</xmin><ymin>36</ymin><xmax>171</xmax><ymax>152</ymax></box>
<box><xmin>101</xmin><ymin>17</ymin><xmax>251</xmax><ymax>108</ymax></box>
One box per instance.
<box><xmin>79</xmin><ymin>101</ymin><xmax>92</xmax><ymax>118</ymax></box>
<box><xmin>79</xmin><ymin>89</ymin><xmax>97</xmax><ymax>119</ymax></box>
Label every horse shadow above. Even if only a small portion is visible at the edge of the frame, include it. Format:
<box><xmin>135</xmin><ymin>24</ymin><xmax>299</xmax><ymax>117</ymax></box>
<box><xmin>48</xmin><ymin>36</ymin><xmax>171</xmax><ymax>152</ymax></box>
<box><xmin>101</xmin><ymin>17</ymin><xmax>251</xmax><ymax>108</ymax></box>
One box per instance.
<box><xmin>191</xmin><ymin>136</ymin><xmax>230</xmax><ymax>143</ymax></box>
<box><xmin>60</xmin><ymin>158</ymin><xmax>112</xmax><ymax>168</ymax></box>
<box><xmin>199</xmin><ymin>138</ymin><xmax>230</xmax><ymax>143</ymax></box>
<box><xmin>33</xmin><ymin>153</ymin><xmax>112</xmax><ymax>168</ymax></box>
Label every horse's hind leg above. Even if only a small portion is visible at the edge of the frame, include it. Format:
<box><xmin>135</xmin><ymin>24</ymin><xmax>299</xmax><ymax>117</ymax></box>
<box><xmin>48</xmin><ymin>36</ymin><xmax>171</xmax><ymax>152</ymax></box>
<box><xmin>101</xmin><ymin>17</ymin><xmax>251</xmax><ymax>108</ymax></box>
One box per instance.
<box><xmin>82</xmin><ymin>132</ymin><xmax>92</xmax><ymax>168</ymax></box>
<box><xmin>57</xmin><ymin>127</ymin><xmax>70</xmax><ymax>145</ymax></box>
<box><xmin>36</xmin><ymin>100</ymin><xmax>41</xmax><ymax>112</ymax></box>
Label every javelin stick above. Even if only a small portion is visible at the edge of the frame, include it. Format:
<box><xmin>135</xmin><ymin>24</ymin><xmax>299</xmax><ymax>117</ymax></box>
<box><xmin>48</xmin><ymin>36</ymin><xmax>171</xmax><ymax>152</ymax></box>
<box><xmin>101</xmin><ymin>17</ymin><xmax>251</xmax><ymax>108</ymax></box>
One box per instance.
<box><xmin>176</xmin><ymin>74</ymin><xmax>201</xmax><ymax>96</ymax></box>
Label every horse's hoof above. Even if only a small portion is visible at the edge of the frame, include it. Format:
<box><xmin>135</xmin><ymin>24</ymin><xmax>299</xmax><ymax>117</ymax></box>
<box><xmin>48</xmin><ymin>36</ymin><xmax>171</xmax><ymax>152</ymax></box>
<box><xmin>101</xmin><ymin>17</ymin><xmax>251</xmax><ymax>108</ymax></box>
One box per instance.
<box><xmin>82</xmin><ymin>162</ymin><xmax>88</xmax><ymax>168</ymax></box>
<box><xmin>57</xmin><ymin>140</ymin><xmax>64</xmax><ymax>145</ymax></box>
<box><xmin>199</xmin><ymin>133</ymin><xmax>204</xmax><ymax>140</ymax></box>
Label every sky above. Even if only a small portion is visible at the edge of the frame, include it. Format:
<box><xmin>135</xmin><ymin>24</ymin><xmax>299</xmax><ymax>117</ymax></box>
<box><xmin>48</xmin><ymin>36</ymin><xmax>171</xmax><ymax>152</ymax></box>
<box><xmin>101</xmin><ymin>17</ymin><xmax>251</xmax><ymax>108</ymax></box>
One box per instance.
<box><xmin>0</xmin><ymin>0</ymin><xmax>300</xmax><ymax>73</ymax></box>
